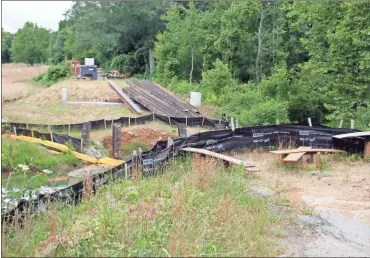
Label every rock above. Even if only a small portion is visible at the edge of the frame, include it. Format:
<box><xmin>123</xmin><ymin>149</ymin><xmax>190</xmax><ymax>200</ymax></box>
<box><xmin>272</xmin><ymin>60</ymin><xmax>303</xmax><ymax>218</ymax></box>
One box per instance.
<box><xmin>246</xmin><ymin>186</ymin><xmax>276</xmax><ymax>198</ymax></box>
<box><xmin>299</xmin><ymin>215</ymin><xmax>322</xmax><ymax>226</ymax></box>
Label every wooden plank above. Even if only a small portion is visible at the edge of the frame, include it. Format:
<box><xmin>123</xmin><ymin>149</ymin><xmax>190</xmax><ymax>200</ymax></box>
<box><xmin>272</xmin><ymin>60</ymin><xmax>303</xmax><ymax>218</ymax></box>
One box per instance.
<box><xmin>271</xmin><ymin>148</ymin><xmax>344</xmax><ymax>155</ymax></box>
<box><xmin>180</xmin><ymin>147</ymin><xmax>258</xmax><ymax>171</ymax></box>
<box><xmin>283</xmin><ymin>152</ymin><xmax>306</xmax><ymax>163</ymax></box>
<box><xmin>297</xmin><ymin>146</ymin><xmax>312</xmax><ymax>150</ymax></box>
<box><xmin>108</xmin><ymin>80</ymin><xmax>142</xmax><ymax>114</ymax></box>
<box><xmin>332</xmin><ymin>132</ymin><xmax>370</xmax><ymax>139</ymax></box>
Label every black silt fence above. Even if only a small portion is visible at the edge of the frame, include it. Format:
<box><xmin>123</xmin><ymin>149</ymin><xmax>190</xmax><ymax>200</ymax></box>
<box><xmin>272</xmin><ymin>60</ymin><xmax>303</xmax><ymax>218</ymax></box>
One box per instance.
<box><xmin>2</xmin><ymin>124</ymin><xmax>363</xmax><ymax>224</ymax></box>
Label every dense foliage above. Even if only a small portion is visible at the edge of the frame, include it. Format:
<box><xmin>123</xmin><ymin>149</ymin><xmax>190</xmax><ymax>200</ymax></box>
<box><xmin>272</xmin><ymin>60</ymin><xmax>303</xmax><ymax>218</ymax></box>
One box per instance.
<box><xmin>1</xmin><ymin>1</ymin><xmax>369</xmax><ymax>128</ymax></box>
<box><xmin>9</xmin><ymin>22</ymin><xmax>52</xmax><ymax>65</ymax></box>
<box><xmin>33</xmin><ymin>62</ymin><xmax>71</xmax><ymax>86</ymax></box>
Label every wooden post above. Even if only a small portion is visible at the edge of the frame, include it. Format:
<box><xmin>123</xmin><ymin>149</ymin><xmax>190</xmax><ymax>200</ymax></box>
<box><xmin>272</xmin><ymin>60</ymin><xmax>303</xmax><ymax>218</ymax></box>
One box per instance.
<box><xmin>308</xmin><ymin>118</ymin><xmax>312</xmax><ymax>127</ymax></box>
<box><xmin>26</xmin><ymin>123</ymin><xmax>29</xmax><ymax>129</ymax></box>
<box><xmin>81</xmin><ymin>122</ymin><xmax>91</xmax><ymax>144</ymax></box>
<box><xmin>111</xmin><ymin>120</ymin><xmax>114</xmax><ymax>128</ymax></box>
<box><xmin>364</xmin><ymin>138</ymin><xmax>370</xmax><ymax>158</ymax></box>
<box><xmin>230</xmin><ymin>117</ymin><xmax>235</xmax><ymax>131</ymax></box>
<box><xmin>168</xmin><ymin>116</ymin><xmax>172</xmax><ymax>126</ymax></box>
<box><xmin>235</xmin><ymin>119</ymin><xmax>239</xmax><ymax>129</ymax></box>
<box><xmin>50</xmin><ymin>133</ymin><xmax>53</xmax><ymax>142</ymax></box>
<box><xmin>135</xmin><ymin>118</ymin><xmax>137</xmax><ymax>125</ymax></box>
<box><xmin>339</xmin><ymin>120</ymin><xmax>343</xmax><ymax>128</ymax></box>
<box><xmin>80</xmin><ymin>138</ymin><xmax>84</xmax><ymax>153</ymax></box>
<box><xmin>152</xmin><ymin>111</ymin><xmax>155</xmax><ymax>121</ymax></box>
<box><xmin>48</xmin><ymin>124</ymin><xmax>51</xmax><ymax>132</ymax></box>
<box><xmin>276</xmin><ymin>119</ymin><xmax>280</xmax><ymax>125</ymax></box>
<box><xmin>68</xmin><ymin>124</ymin><xmax>71</xmax><ymax>134</ymax></box>
<box><xmin>350</xmin><ymin>119</ymin><xmax>354</xmax><ymax>129</ymax></box>
<box><xmin>104</xmin><ymin>120</ymin><xmax>107</xmax><ymax>130</ymax></box>
<box><xmin>128</xmin><ymin>117</ymin><xmax>131</xmax><ymax>126</ymax></box>
<box><xmin>13</xmin><ymin>127</ymin><xmax>16</xmax><ymax>135</ymax></box>
<box><xmin>185</xmin><ymin>117</ymin><xmax>188</xmax><ymax>127</ymax></box>
<box><xmin>201</xmin><ymin>117</ymin><xmax>205</xmax><ymax>127</ymax></box>
<box><xmin>177</xmin><ymin>123</ymin><xmax>187</xmax><ymax>138</ymax></box>
<box><xmin>124</xmin><ymin>163</ymin><xmax>128</xmax><ymax>179</ymax></box>
<box><xmin>112</xmin><ymin>123</ymin><xmax>122</xmax><ymax>159</ymax></box>
<box><xmin>31</xmin><ymin>130</ymin><xmax>34</xmax><ymax>138</ymax></box>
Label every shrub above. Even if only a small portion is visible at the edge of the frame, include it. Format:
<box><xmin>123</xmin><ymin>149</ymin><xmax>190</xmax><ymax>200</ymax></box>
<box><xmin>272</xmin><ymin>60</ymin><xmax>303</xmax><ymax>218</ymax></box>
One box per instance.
<box><xmin>33</xmin><ymin>62</ymin><xmax>71</xmax><ymax>86</ymax></box>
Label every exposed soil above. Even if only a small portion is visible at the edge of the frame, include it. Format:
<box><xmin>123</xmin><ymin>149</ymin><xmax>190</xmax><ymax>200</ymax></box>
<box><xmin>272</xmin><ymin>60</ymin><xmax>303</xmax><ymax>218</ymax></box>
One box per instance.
<box><xmin>232</xmin><ymin>151</ymin><xmax>370</xmax><ymax>257</ymax></box>
<box><xmin>103</xmin><ymin>127</ymin><xmax>177</xmax><ymax>156</ymax></box>
<box><xmin>2</xmin><ymin>63</ymin><xmax>48</xmax><ymax>101</ymax></box>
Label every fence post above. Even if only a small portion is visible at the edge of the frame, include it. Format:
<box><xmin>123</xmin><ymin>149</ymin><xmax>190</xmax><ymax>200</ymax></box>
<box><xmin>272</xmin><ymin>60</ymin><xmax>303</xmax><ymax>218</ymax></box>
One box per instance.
<box><xmin>168</xmin><ymin>116</ymin><xmax>171</xmax><ymax>126</ymax></box>
<box><xmin>26</xmin><ymin>123</ymin><xmax>29</xmax><ymax>129</ymax></box>
<box><xmin>81</xmin><ymin>122</ymin><xmax>91</xmax><ymax>144</ymax></box>
<box><xmin>124</xmin><ymin>163</ymin><xmax>128</xmax><ymax>179</ymax></box>
<box><xmin>185</xmin><ymin>117</ymin><xmax>188</xmax><ymax>127</ymax></box>
<box><xmin>152</xmin><ymin>110</ymin><xmax>155</xmax><ymax>121</ymax></box>
<box><xmin>50</xmin><ymin>132</ymin><xmax>53</xmax><ymax>142</ymax></box>
<box><xmin>80</xmin><ymin>138</ymin><xmax>84</xmax><ymax>153</ymax></box>
<box><xmin>276</xmin><ymin>119</ymin><xmax>280</xmax><ymax>125</ymax></box>
<box><xmin>104</xmin><ymin>120</ymin><xmax>107</xmax><ymax>130</ymax></box>
<box><xmin>177</xmin><ymin>123</ymin><xmax>187</xmax><ymax>138</ymax></box>
<box><xmin>350</xmin><ymin>119</ymin><xmax>354</xmax><ymax>130</ymax></box>
<box><xmin>201</xmin><ymin>117</ymin><xmax>205</xmax><ymax>127</ymax></box>
<box><xmin>128</xmin><ymin>117</ymin><xmax>131</xmax><ymax>127</ymax></box>
<box><xmin>339</xmin><ymin>119</ymin><xmax>343</xmax><ymax>128</ymax></box>
<box><xmin>230</xmin><ymin>117</ymin><xmax>235</xmax><ymax>131</ymax></box>
<box><xmin>112</xmin><ymin>123</ymin><xmax>122</xmax><ymax>159</ymax></box>
<box><xmin>68</xmin><ymin>124</ymin><xmax>71</xmax><ymax>133</ymax></box>
<box><xmin>308</xmin><ymin>118</ymin><xmax>312</xmax><ymax>127</ymax></box>
<box><xmin>13</xmin><ymin>126</ymin><xmax>16</xmax><ymax>135</ymax></box>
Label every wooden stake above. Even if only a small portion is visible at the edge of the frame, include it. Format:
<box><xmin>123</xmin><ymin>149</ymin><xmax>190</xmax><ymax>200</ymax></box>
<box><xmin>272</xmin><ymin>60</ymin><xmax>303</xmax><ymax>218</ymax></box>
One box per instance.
<box><xmin>124</xmin><ymin>163</ymin><xmax>128</xmax><ymax>179</ymax></box>
<box><xmin>339</xmin><ymin>120</ymin><xmax>343</xmax><ymax>128</ymax></box>
<box><xmin>80</xmin><ymin>139</ymin><xmax>84</xmax><ymax>153</ymax></box>
<box><xmin>308</xmin><ymin>118</ymin><xmax>312</xmax><ymax>127</ymax></box>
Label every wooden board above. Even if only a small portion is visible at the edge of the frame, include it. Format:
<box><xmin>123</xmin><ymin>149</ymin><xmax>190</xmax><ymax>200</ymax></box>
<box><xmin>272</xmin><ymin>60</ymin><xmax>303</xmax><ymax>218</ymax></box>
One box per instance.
<box><xmin>108</xmin><ymin>80</ymin><xmax>142</xmax><ymax>114</ymax></box>
<box><xmin>270</xmin><ymin>148</ymin><xmax>344</xmax><ymax>155</ymax></box>
<box><xmin>283</xmin><ymin>152</ymin><xmax>306</xmax><ymax>162</ymax></box>
<box><xmin>180</xmin><ymin>147</ymin><xmax>258</xmax><ymax>172</ymax></box>
<box><xmin>332</xmin><ymin>132</ymin><xmax>370</xmax><ymax>139</ymax></box>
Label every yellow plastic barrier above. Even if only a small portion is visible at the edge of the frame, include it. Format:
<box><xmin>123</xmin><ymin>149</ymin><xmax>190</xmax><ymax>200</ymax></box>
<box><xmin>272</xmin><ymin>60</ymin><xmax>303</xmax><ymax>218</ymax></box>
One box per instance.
<box><xmin>4</xmin><ymin>134</ymin><xmax>124</xmax><ymax>166</ymax></box>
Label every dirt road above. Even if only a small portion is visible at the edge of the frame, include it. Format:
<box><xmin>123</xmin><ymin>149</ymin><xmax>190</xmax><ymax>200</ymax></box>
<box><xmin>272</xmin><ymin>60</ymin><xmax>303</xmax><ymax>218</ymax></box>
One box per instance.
<box><xmin>235</xmin><ymin>151</ymin><xmax>370</xmax><ymax>257</ymax></box>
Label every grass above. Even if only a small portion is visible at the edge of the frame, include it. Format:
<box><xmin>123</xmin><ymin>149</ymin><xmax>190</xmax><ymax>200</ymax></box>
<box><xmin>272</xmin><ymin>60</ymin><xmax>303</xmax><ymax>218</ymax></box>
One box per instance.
<box><xmin>1</xmin><ymin>136</ymin><xmax>82</xmax><ymax>190</ymax></box>
<box><xmin>2</xmin><ymin>156</ymin><xmax>288</xmax><ymax>257</ymax></box>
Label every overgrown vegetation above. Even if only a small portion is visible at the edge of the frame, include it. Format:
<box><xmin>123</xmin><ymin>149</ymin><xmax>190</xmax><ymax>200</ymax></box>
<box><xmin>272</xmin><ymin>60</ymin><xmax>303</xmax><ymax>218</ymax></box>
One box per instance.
<box><xmin>1</xmin><ymin>137</ymin><xmax>81</xmax><ymax>191</ymax></box>
<box><xmin>2</xmin><ymin>157</ymin><xmax>288</xmax><ymax>257</ymax></box>
<box><xmin>32</xmin><ymin>62</ymin><xmax>71</xmax><ymax>86</ymax></box>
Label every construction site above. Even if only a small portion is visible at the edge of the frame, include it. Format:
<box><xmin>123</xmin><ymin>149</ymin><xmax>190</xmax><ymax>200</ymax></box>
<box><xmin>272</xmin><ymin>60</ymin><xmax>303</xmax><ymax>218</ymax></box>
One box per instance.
<box><xmin>2</xmin><ymin>61</ymin><xmax>370</xmax><ymax>257</ymax></box>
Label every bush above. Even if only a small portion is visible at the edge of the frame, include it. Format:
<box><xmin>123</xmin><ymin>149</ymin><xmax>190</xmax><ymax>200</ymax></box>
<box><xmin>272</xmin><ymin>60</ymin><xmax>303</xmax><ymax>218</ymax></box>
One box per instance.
<box><xmin>238</xmin><ymin>99</ymin><xmax>289</xmax><ymax>125</ymax></box>
<box><xmin>33</xmin><ymin>62</ymin><xmax>71</xmax><ymax>86</ymax></box>
<box><xmin>201</xmin><ymin>60</ymin><xmax>236</xmax><ymax>104</ymax></box>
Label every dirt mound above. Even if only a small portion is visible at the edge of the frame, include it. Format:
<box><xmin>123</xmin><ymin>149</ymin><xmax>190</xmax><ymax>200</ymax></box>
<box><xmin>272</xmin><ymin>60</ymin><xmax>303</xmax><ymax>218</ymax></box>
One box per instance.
<box><xmin>103</xmin><ymin>128</ymin><xmax>177</xmax><ymax>156</ymax></box>
<box><xmin>25</xmin><ymin>79</ymin><xmax>121</xmax><ymax>103</ymax></box>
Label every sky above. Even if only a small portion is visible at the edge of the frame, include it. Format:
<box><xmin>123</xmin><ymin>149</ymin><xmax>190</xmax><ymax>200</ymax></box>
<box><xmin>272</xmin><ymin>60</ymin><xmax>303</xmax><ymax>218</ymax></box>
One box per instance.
<box><xmin>2</xmin><ymin>1</ymin><xmax>73</xmax><ymax>33</ymax></box>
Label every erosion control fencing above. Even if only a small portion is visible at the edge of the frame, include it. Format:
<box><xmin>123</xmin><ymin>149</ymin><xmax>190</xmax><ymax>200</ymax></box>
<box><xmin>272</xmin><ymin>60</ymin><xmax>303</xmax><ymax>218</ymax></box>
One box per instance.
<box><xmin>2</xmin><ymin>114</ymin><xmax>218</xmax><ymax>133</ymax></box>
<box><xmin>1</xmin><ymin>124</ymin><xmax>362</xmax><ymax>224</ymax></box>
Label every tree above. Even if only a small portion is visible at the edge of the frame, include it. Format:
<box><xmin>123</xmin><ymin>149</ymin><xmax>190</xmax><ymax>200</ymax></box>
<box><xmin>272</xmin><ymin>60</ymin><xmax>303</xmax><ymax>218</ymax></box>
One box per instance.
<box><xmin>10</xmin><ymin>22</ymin><xmax>51</xmax><ymax>65</ymax></box>
<box><xmin>1</xmin><ymin>28</ymin><xmax>13</xmax><ymax>63</ymax></box>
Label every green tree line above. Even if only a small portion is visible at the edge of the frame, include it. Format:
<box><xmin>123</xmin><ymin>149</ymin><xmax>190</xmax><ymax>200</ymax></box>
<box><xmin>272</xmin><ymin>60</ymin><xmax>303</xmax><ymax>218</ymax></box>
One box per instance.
<box><xmin>2</xmin><ymin>1</ymin><xmax>369</xmax><ymax>128</ymax></box>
